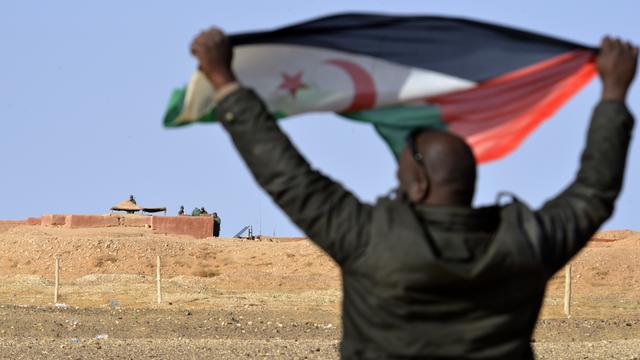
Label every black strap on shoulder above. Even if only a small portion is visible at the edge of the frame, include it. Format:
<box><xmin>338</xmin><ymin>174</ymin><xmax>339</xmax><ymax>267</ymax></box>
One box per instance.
<box><xmin>496</xmin><ymin>191</ymin><xmax>520</xmax><ymax>206</ymax></box>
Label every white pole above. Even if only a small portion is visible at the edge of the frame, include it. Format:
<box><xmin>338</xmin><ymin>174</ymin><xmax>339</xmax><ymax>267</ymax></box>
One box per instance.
<box><xmin>54</xmin><ymin>256</ymin><xmax>60</xmax><ymax>304</ymax></box>
<box><xmin>156</xmin><ymin>256</ymin><xmax>162</xmax><ymax>304</ymax></box>
<box><xmin>564</xmin><ymin>264</ymin><xmax>571</xmax><ymax>316</ymax></box>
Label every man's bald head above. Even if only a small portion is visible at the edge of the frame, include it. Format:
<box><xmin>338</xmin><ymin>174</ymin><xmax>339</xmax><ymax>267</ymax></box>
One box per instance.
<box><xmin>397</xmin><ymin>129</ymin><xmax>477</xmax><ymax>206</ymax></box>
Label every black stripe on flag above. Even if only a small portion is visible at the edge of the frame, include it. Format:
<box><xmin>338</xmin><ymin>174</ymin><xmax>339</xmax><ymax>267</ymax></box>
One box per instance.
<box><xmin>231</xmin><ymin>13</ymin><xmax>594</xmax><ymax>82</ymax></box>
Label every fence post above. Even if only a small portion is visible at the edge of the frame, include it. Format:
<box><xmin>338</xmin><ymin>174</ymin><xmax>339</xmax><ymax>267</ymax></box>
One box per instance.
<box><xmin>156</xmin><ymin>256</ymin><xmax>162</xmax><ymax>304</ymax></box>
<box><xmin>564</xmin><ymin>264</ymin><xmax>571</xmax><ymax>316</ymax></box>
<box><xmin>54</xmin><ymin>256</ymin><xmax>60</xmax><ymax>304</ymax></box>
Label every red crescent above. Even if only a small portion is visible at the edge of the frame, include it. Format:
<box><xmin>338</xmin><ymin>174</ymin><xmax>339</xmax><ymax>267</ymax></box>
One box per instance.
<box><xmin>325</xmin><ymin>59</ymin><xmax>376</xmax><ymax>112</ymax></box>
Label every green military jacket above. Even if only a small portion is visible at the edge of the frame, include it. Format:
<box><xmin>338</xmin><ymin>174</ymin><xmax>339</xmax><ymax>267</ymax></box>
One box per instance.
<box><xmin>217</xmin><ymin>88</ymin><xmax>633</xmax><ymax>359</ymax></box>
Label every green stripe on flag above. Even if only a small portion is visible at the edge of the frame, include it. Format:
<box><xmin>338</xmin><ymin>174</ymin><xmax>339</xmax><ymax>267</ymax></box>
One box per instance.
<box><xmin>163</xmin><ymin>87</ymin><xmax>216</xmax><ymax>128</ymax></box>
<box><xmin>163</xmin><ymin>87</ymin><xmax>289</xmax><ymax>127</ymax></box>
<box><xmin>342</xmin><ymin>104</ymin><xmax>446</xmax><ymax>158</ymax></box>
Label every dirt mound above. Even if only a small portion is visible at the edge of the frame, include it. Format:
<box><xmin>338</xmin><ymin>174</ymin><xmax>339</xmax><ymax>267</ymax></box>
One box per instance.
<box><xmin>1</xmin><ymin>225</ymin><xmax>639</xmax><ymax>314</ymax></box>
<box><xmin>546</xmin><ymin>230</ymin><xmax>640</xmax><ymax>297</ymax></box>
<box><xmin>592</xmin><ymin>229</ymin><xmax>636</xmax><ymax>241</ymax></box>
<box><xmin>0</xmin><ymin>225</ymin><xmax>340</xmax><ymax>291</ymax></box>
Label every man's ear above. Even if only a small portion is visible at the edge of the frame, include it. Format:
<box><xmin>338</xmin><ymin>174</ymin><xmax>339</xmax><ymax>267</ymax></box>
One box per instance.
<box><xmin>408</xmin><ymin>170</ymin><xmax>428</xmax><ymax>203</ymax></box>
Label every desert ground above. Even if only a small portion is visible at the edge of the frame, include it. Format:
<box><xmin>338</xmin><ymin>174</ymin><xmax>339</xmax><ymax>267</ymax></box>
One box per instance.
<box><xmin>1</xmin><ymin>223</ymin><xmax>640</xmax><ymax>359</ymax></box>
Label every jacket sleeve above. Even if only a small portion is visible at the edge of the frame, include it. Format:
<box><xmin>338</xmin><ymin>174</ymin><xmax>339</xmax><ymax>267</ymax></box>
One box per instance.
<box><xmin>215</xmin><ymin>88</ymin><xmax>372</xmax><ymax>265</ymax></box>
<box><xmin>535</xmin><ymin>101</ymin><xmax>634</xmax><ymax>274</ymax></box>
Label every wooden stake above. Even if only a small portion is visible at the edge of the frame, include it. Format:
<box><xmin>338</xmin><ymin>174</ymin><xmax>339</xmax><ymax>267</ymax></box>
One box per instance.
<box><xmin>564</xmin><ymin>264</ymin><xmax>571</xmax><ymax>316</ymax></box>
<box><xmin>156</xmin><ymin>256</ymin><xmax>162</xmax><ymax>304</ymax></box>
<box><xmin>54</xmin><ymin>256</ymin><xmax>60</xmax><ymax>304</ymax></box>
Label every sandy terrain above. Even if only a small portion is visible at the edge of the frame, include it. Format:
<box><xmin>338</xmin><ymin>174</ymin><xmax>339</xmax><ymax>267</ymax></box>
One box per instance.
<box><xmin>0</xmin><ymin>223</ymin><xmax>639</xmax><ymax>359</ymax></box>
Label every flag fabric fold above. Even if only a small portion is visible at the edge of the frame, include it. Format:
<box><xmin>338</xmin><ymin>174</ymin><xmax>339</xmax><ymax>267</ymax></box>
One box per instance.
<box><xmin>164</xmin><ymin>13</ymin><xmax>597</xmax><ymax>163</ymax></box>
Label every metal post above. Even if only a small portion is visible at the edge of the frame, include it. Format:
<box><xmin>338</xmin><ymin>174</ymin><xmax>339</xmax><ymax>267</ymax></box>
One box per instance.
<box><xmin>54</xmin><ymin>257</ymin><xmax>60</xmax><ymax>303</ymax></box>
<box><xmin>564</xmin><ymin>264</ymin><xmax>571</xmax><ymax>316</ymax></box>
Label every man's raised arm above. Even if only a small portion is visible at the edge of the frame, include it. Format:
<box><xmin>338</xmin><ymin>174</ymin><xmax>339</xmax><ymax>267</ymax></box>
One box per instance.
<box><xmin>190</xmin><ymin>28</ymin><xmax>372</xmax><ymax>265</ymax></box>
<box><xmin>536</xmin><ymin>37</ymin><xmax>638</xmax><ymax>275</ymax></box>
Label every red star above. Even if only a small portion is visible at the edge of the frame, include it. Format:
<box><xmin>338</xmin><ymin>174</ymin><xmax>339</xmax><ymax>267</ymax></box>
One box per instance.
<box><xmin>279</xmin><ymin>71</ymin><xmax>308</xmax><ymax>97</ymax></box>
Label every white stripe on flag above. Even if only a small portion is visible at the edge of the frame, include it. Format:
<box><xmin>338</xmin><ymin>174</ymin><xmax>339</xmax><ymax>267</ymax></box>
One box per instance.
<box><xmin>177</xmin><ymin>44</ymin><xmax>476</xmax><ymax>123</ymax></box>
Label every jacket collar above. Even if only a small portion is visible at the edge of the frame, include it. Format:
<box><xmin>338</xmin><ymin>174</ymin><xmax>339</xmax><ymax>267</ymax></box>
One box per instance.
<box><xmin>412</xmin><ymin>204</ymin><xmax>501</xmax><ymax>232</ymax></box>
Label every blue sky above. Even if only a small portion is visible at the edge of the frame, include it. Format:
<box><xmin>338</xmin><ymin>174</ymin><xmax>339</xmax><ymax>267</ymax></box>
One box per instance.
<box><xmin>1</xmin><ymin>1</ymin><xmax>638</xmax><ymax>237</ymax></box>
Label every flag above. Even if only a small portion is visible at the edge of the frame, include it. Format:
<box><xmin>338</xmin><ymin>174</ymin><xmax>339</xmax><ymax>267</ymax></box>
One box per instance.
<box><xmin>164</xmin><ymin>13</ymin><xmax>597</xmax><ymax>163</ymax></box>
